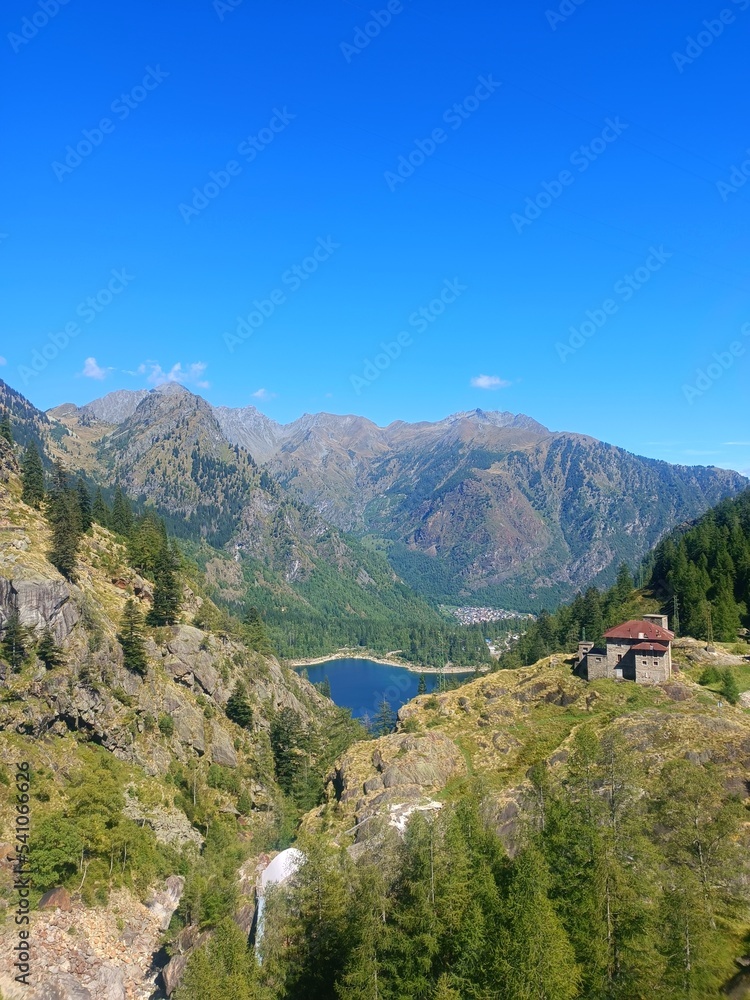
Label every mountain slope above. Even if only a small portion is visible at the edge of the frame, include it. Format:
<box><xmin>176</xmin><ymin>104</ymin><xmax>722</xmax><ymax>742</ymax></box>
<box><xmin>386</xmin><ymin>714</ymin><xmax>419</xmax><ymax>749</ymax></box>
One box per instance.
<box><xmin>7</xmin><ymin>382</ymin><xmax>481</xmax><ymax>661</ymax></box>
<box><xmin>18</xmin><ymin>378</ymin><xmax>748</xmax><ymax>614</ymax></box>
<box><xmin>216</xmin><ymin>402</ymin><xmax>747</xmax><ymax>607</ymax></box>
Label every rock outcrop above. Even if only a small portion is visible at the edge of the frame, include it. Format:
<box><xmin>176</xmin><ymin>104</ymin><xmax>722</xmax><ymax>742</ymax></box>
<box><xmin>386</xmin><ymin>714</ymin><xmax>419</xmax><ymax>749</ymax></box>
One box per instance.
<box><xmin>0</xmin><ymin>572</ymin><xmax>79</xmax><ymax>641</ymax></box>
<box><xmin>309</xmin><ymin>731</ymin><xmax>466</xmax><ymax>843</ymax></box>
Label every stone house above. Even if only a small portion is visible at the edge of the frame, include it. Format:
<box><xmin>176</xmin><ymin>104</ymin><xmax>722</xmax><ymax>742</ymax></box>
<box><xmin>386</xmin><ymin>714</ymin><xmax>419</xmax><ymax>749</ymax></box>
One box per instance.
<box><xmin>577</xmin><ymin>615</ymin><xmax>674</xmax><ymax>684</ymax></box>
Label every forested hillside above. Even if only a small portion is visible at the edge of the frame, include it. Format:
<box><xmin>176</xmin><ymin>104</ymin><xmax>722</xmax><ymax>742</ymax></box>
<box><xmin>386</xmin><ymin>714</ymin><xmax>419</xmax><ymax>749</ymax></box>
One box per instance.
<box><xmin>650</xmin><ymin>489</ymin><xmax>750</xmax><ymax>641</ymax></box>
<box><xmin>500</xmin><ymin>489</ymin><xmax>750</xmax><ymax>668</ymax></box>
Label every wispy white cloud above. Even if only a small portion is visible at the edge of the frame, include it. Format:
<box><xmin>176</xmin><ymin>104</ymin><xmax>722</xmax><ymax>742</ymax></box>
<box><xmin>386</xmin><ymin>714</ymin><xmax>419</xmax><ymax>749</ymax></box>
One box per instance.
<box><xmin>0</xmin><ymin>356</ymin><xmax>6</xmax><ymax>366</ymax></box>
<box><xmin>79</xmin><ymin>356</ymin><xmax>110</xmax><ymax>380</ymax></box>
<box><xmin>470</xmin><ymin>374</ymin><xmax>511</xmax><ymax>390</ymax></box>
<box><xmin>137</xmin><ymin>361</ymin><xmax>210</xmax><ymax>389</ymax></box>
<box><xmin>723</xmin><ymin>441</ymin><xmax>750</xmax><ymax>447</ymax></box>
<box><xmin>252</xmin><ymin>388</ymin><xmax>277</xmax><ymax>401</ymax></box>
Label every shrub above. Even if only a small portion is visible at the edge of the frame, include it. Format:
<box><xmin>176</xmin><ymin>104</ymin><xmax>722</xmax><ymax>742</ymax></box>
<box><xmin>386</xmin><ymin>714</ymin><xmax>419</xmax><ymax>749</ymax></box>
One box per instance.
<box><xmin>698</xmin><ymin>665</ymin><xmax>721</xmax><ymax>686</ymax></box>
<box><xmin>720</xmin><ymin>668</ymin><xmax>740</xmax><ymax>706</ymax></box>
<box><xmin>159</xmin><ymin>715</ymin><xmax>175</xmax><ymax>738</ymax></box>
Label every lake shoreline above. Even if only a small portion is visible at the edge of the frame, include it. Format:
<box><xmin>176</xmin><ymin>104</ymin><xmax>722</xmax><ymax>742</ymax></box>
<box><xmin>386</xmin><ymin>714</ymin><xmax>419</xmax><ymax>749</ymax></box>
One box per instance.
<box><xmin>287</xmin><ymin>651</ymin><xmax>487</xmax><ymax>676</ymax></box>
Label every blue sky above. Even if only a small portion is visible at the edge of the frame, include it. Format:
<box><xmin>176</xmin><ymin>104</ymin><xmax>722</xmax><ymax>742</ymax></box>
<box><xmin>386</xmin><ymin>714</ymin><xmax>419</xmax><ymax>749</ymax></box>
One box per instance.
<box><xmin>2</xmin><ymin>0</ymin><xmax>749</xmax><ymax>473</ymax></box>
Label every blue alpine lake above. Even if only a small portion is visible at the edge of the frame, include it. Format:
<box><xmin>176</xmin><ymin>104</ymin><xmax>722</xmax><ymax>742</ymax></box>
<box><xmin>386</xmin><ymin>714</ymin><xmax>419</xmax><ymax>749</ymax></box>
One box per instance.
<box><xmin>301</xmin><ymin>658</ymin><xmax>474</xmax><ymax>720</ymax></box>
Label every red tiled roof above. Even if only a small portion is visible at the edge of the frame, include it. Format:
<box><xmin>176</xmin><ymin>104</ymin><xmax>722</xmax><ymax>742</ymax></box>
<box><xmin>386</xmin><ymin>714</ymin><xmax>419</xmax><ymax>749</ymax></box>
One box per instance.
<box><xmin>604</xmin><ymin>619</ymin><xmax>675</xmax><ymax>641</ymax></box>
<box><xmin>631</xmin><ymin>641</ymin><xmax>669</xmax><ymax>653</ymax></box>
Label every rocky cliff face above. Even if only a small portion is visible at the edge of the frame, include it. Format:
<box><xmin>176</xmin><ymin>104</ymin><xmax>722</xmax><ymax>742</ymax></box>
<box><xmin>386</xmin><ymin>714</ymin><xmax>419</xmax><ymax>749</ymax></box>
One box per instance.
<box><xmin>0</xmin><ymin>456</ymin><xmax>336</xmax><ymax>999</ymax></box>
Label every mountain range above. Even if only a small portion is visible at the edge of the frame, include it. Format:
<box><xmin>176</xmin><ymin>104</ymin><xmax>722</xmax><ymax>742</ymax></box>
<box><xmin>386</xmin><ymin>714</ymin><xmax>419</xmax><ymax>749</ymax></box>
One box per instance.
<box><xmin>1</xmin><ymin>378</ymin><xmax>747</xmax><ymax>616</ymax></box>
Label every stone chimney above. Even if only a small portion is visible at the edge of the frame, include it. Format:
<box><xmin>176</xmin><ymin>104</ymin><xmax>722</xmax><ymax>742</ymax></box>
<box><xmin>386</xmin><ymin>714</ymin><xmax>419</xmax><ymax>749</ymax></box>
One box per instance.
<box><xmin>643</xmin><ymin>614</ymin><xmax>669</xmax><ymax>630</ymax></box>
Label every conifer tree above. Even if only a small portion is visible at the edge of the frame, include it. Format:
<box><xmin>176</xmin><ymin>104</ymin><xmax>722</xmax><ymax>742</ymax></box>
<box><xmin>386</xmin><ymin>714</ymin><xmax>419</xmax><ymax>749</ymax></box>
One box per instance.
<box><xmin>0</xmin><ymin>413</ymin><xmax>12</xmax><ymax>443</ymax></box>
<box><xmin>147</xmin><ymin>543</ymin><xmax>182</xmax><ymax>626</ymax></box>
<box><xmin>111</xmin><ymin>486</ymin><xmax>134</xmax><ymax>536</ymax></box>
<box><xmin>37</xmin><ymin>625</ymin><xmax>64</xmax><ymax>669</ymax></box>
<box><xmin>46</xmin><ymin>460</ymin><xmax>82</xmax><ymax>580</ymax></box>
<box><xmin>418</xmin><ymin>674</ymin><xmax>427</xmax><ymax>695</ymax></box>
<box><xmin>495</xmin><ymin>844</ymin><xmax>581</xmax><ymax>1000</ymax></box>
<box><xmin>336</xmin><ymin>862</ymin><xmax>391</xmax><ymax>1000</ymax></box>
<box><xmin>269</xmin><ymin>707</ymin><xmax>309</xmax><ymax>795</ymax></box>
<box><xmin>92</xmin><ymin>487</ymin><xmax>110</xmax><ymax>528</ymax></box>
<box><xmin>243</xmin><ymin>605</ymin><xmax>273</xmax><ymax>655</ymax></box>
<box><xmin>175</xmin><ymin>917</ymin><xmax>266</xmax><ymax>1000</ymax></box>
<box><xmin>613</xmin><ymin>562</ymin><xmax>635</xmax><ymax>604</ymax></box>
<box><xmin>118</xmin><ymin>599</ymin><xmax>148</xmax><ymax>676</ymax></box>
<box><xmin>226</xmin><ymin>682</ymin><xmax>253</xmax><ymax>729</ymax></box>
<box><xmin>1</xmin><ymin>609</ymin><xmax>30</xmax><ymax>671</ymax></box>
<box><xmin>76</xmin><ymin>478</ymin><xmax>93</xmax><ymax>532</ymax></box>
<box><xmin>128</xmin><ymin>510</ymin><xmax>167</xmax><ymax>576</ymax></box>
<box><xmin>21</xmin><ymin>441</ymin><xmax>45</xmax><ymax>507</ymax></box>
<box><xmin>284</xmin><ymin>839</ymin><xmax>353</xmax><ymax>998</ymax></box>
<box><xmin>373</xmin><ymin>699</ymin><xmax>396</xmax><ymax>736</ymax></box>
<box><xmin>432</xmin><ymin>975</ymin><xmax>461</xmax><ymax>1000</ymax></box>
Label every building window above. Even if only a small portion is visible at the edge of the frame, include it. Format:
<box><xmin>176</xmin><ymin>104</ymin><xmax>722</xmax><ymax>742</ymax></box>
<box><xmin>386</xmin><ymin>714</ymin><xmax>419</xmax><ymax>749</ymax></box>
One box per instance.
<box><xmin>617</xmin><ymin>655</ymin><xmax>622</xmax><ymax>663</ymax></box>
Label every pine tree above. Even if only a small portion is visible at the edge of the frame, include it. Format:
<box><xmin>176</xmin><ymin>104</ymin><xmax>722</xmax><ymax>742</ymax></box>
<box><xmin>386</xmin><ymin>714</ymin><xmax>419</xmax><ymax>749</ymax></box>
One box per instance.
<box><xmin>46</xmin><ymin>460</ymin><xmax>82</xmax><ymax>581</ymax></box>
<box><xmin>128</xmin><ymin>511</ymin><xmax>167</xmax><ymax>576</ymax></box>
<box><xmin>21</xmin><ymin>441</ymin><xmax>45</xmax><ymax>507</ymax></box>
<box><xmin>76</xmin><ymin>478</ymin><xmax>93</xmax><ymax>532</ymax></box>
<box><xmin>495</xmin><ymin>845</ymin><xmax>581</xmax><ymax>1000</ymax></box>
<box><xmin>0</xmin><ymin>413</ymin><xmax>12</xmax><ymax>443</ymax></box>
<box><xmin>373</xmin><ymin>699</ymin><xmax>396</xmax><ymax>736</ymax></box>
<box><xmin>653</xmin><ymin>758</ymin><xmax>744</xmax><ymax>939</ymax></box>
<box><xmin>270</xmin><ymin>707</ymin><xmax>309</xmax><ymax>795</ymax></box>
<box><xmin>432</xmin><ymin>975</ymin><xmax>461</xmax><ymax>1000</ymax></box>
<box><xmin>243</xmin><ymin>605</ymin><xmax>273</xmax><ymax>655</ymax></box>
<box><xmin>226</xmin><ymin>682</ymin><xmax>253</xmax><ymax>729</ymax></box>
<box><xmin>418</xmin><ymin>674</ymin><xmax>427</xmax><ymax>695</ymax></box>
<box><xmin>37</xmin><ymin>625</ymin><xmax>64</xmax><ymax>669</ymax></box>
<box><xmin>117</xmin><ymin>599</ymin><xmax>148</xmax><ymax>676</ymax></box>
<box><xmin>1</xmin><ymin>609</ymin><xmax>30</xmax><ymax>671</ymax></box>
<box><xmin>147</xmin><ymin>543</ymin><xmax>182</xmax><ymax>626</ymax></box>
<box><xmin>336</xmin><ymin>863</ymin><xmax>391</xmax><ymax>1000</ymax></box>
<box><xmin>175</xmin><ymin>917</ymin><xmax>265</xmax><ymax>1000</ymax></box>
<box><xmin>92</xmin><ymin>487</ymin><xmax>110</xmax><ymax>528</ymax></box>
<box><xmin>111</xmin><ymin>486</ymin><xmax>134</xmax><ymax>537</ymax></box>
<box><xmin>613</xmin><ymin>562</ymin><xmax>635</xmax><ymax>604</ymax></box>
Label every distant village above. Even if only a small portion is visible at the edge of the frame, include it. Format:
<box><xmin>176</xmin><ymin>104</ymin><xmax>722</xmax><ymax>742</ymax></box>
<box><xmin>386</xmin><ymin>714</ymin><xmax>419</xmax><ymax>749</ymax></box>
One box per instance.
<box><xmin>443</xmin><ymin>606</ymin><xmax>536</xmax><ymax>657</ymax></box>
<box><xmin>445</xmin><ymin>605</ymin><xmax>536</xmax><ymax>627</ymax></box>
